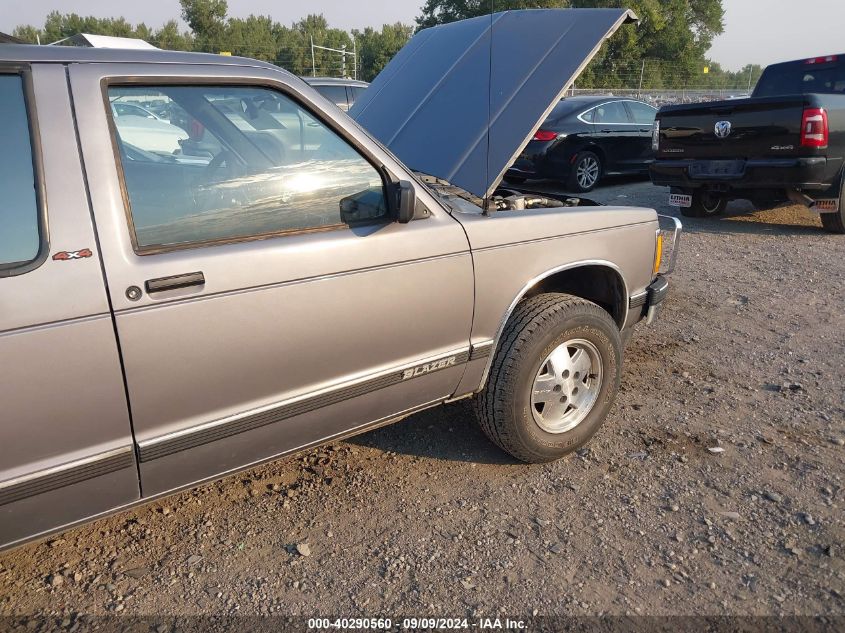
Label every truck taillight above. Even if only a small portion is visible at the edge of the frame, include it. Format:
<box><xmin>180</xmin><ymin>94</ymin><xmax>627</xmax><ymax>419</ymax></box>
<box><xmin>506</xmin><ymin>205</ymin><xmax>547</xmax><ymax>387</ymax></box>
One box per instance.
<box><xmin>533</xmin><ymin>129</ymin><xmax>558</xmax><ymax>141</ymax></box>
<box><xmin>651</xmin><ymin>120</ymin><xmax>660</xmax><ymax>150</ymax></box>
<box><xmin>801</xmin><ymin>108</ymin><xmax>828</xmax><ymax>148</ymax></box>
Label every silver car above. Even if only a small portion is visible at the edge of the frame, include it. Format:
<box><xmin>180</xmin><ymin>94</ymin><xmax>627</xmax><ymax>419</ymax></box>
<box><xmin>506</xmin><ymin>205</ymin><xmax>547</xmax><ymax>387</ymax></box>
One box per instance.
<box><xmin>0</xmin><ymin>8</ymin><xmax>679</xmax><ymax>551</ymax></box>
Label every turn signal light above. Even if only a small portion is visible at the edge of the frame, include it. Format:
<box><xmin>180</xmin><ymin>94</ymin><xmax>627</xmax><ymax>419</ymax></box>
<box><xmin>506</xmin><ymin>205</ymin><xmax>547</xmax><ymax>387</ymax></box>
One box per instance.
<box><xmin>533</xmin><ymin>129</ymin><xmax>558</xmax><ymax>141</ymax></box>
<box><xmin>653</xmin><ymin>233</ymin><xmax>664</xmax><ymax>275</ymax></box>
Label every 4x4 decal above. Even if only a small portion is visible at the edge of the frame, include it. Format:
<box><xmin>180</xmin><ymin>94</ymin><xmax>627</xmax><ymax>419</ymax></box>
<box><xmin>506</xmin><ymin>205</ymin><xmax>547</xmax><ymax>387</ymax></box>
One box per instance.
<box><xmin>52</xmin><ymin>249</ymin><xmax>93</xmax><ymax>261</ymax></box>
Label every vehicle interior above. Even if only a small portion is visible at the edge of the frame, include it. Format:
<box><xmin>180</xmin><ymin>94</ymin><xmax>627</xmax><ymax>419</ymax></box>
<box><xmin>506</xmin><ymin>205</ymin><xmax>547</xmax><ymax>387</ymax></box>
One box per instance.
<box><xmin>108</xmin><ymin>86</ymin><xmax>387</xmax><ymax>248</ymax></box>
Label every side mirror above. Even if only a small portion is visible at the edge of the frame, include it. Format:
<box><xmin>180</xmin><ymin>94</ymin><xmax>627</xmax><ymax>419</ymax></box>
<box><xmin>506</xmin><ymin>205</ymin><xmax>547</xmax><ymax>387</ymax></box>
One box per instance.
<box><xmin>396</xmin><ymin>180</ymin><xmax>417</xmax><ymax>224</ymax></box>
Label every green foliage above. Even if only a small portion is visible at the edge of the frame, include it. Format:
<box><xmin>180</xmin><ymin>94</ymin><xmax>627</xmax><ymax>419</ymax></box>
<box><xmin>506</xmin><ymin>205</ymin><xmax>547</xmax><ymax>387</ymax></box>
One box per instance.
<box><xmin>12</xmin><ymin>10</ymin><xmax>194</xmax><ymax>49</ymax></box>
<box><xmin>354</xmin><ymin>23</ymin><xmax>415</xmax><ymax>81</ymax></box>
<box><xmin>416</xmin><ymin>0</ymin><xmax>567</xmax><ymax>29</ymax></box>
<box><xmin>180</xmin><ymin>0</ymin><xmax>227</xmax><ymax>51</ymax></box>
<box><xmin>414</xmin><ymin>0</ymin><xmax>729</xmax><ymax>89</ymax></box>
<box><xmin>570</xmin><ymin>0</ymin><xmax>725</xmax><ymax>88</ymax></box>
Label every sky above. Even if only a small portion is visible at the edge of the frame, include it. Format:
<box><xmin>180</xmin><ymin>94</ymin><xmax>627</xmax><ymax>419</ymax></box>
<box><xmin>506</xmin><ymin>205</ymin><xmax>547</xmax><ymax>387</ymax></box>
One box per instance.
<box><xmin>2</xmin><ymin>0</ymin><xmax>844</xmax><ymax>71</ymax></box>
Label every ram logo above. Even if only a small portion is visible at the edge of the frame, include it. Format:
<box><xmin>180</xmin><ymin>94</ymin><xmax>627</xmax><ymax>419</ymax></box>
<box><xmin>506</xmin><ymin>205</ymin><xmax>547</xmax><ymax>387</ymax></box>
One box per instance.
<box><xmin>402</xmin><ymin>356</ymin><xmax>457</xmax><ymax>380</ymax></box>
<box><xmin>714</xmin><ymin>120</ymin><xmax>732</xmax><ymax>139</ymax></box>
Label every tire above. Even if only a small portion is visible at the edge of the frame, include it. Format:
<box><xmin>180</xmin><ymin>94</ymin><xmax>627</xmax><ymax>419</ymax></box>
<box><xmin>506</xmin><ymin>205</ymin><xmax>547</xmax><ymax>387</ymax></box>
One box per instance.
<box><xmin>567</xmin><ymin>151</ymin><xmax>602</xmax><ymax>193</ymax></box>
<box><xmin>680</xmin><ymin>189</ymin><xmax>727</xmax><ymax>218</ymax></box>
<box><xmin>820</xmin><ymin>175</ymin><xmax>845</xmax><ymax>234</ymax></box>
<box><xmin>474</xmin><ymin>293</ymin><xmax>622</xmax><ymax>463</ymax></box>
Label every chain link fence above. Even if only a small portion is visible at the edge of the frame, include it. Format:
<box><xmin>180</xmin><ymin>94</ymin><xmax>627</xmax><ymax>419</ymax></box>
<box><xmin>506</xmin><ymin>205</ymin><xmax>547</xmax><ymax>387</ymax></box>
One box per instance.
<box><xmin>567</xmin><ymin>87</ymin><xmax>751</xmax><ymax>107</ymax></box>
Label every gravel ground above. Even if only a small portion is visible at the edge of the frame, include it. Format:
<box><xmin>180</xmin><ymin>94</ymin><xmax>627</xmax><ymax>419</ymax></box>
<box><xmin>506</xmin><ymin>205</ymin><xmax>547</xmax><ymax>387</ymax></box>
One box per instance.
<box><xmin>1</xmin><ymin>178</ymin><xmax>843</xmax><ymax>625</ymax></box>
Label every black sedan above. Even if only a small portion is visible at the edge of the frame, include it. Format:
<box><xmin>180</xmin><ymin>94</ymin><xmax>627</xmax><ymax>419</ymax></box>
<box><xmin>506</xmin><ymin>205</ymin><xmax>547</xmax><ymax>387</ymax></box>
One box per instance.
<box><xmin>505</xmin><ymin>96</ymin><xmax>657</xmax><ymax>192</ymax></box>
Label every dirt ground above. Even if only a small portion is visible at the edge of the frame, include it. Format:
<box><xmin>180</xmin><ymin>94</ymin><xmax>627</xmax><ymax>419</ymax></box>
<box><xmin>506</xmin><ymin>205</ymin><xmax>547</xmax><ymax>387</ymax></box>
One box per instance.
<box><xmin>1</xmin><ymin>178</ymin><xmax>843</xmax><ymax>626</ymax></box>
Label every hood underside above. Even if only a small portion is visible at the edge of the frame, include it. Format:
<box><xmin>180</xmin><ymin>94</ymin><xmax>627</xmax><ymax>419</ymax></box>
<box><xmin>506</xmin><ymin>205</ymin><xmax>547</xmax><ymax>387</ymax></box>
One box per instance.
<box><xmin>350</xmin><ymin>8</ymin><xmax>637</xmax><ymax>201</ymax></box>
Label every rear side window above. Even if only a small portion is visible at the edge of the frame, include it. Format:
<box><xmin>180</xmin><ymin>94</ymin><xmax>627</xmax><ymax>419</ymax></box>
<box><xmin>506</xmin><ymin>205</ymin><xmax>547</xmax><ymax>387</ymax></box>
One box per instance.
<box><xmin>313</xmin><ymin>85</ymin><xmax>349</xmax><ymax>110</ymax></box>
<box><xmin>592</xmin><ymin>101</ymin><xmax>631</xmax><ymax>124</ymax></box>
<box><xmin>0</xmin><ymin>75</ymin><xmax>41</xmax><ymax>270</ymax></box>
<box><xmin>108</xmin><ymin>85</ymin><xmax>387</xmax><ymax>251</ymax></box>
<box><xmin>348</xmin><ymin>86</ymin><xmax>365</xmax><ymax>105</ymax></box>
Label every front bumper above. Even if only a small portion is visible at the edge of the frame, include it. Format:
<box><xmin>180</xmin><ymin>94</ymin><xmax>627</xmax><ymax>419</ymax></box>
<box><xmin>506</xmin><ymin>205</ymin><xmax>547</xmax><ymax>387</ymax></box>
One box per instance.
<box><xmin>649</xmin><ymin>156</ymin><xmax>835</xmax><ymax>191</ymax></box>
<box><xmin>630</xmin><ymin>214</ymin><xmax>682</xmax><ymax>326</ymax></box>
<box><xmin>644</xmin><ymin>275</ymin><xmax>669</xmax><ymax>325</ymax></box>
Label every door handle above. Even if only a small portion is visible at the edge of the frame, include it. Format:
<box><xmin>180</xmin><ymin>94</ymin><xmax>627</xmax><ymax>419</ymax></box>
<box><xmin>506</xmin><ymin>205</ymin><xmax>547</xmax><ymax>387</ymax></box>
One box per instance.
<box><xmin>600</xmin><ymin>129</ymin><xmax>613</xmax><ymax>133</ymax></box>
<box><xmin>145</xmin><ymin>271</ymin><xmax>205</xmax><ymax>294</ymax></box>
<box><xmin>639</xmin><ymin>128</ymin><xmax>651</xmax><ymax>132</ymax></box>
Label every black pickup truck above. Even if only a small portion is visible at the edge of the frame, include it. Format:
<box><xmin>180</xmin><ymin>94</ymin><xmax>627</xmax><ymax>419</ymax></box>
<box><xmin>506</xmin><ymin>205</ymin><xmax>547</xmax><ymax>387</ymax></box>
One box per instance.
<box><xmin>650</xmin><ymin>54</ymin><xmax>845</xmax><ymax>233</ymax></box>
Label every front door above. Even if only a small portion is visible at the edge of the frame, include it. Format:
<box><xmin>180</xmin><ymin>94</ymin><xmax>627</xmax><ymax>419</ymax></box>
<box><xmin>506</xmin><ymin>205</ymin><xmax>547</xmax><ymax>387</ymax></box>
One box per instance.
<box><xmin>70</xmin><ymin>63</ymin><xmax>474</xmax><ymax>496</ymax></box>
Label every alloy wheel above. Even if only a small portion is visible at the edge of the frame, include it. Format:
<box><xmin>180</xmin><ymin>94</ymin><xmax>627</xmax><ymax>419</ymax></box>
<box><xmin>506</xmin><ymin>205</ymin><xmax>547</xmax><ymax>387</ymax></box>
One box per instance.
<box><xmin>530</xmin><ymin>339</ymin><xmax>603</xmax><ymax>434</ymax></box>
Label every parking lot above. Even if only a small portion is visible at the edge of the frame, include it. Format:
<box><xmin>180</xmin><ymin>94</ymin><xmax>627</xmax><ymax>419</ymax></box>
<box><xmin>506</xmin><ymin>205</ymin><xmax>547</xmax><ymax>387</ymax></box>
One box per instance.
<box><xmin>1</xmin><ymin>177</ymin><xmax>843</xmax><ymax>622</ymax></box>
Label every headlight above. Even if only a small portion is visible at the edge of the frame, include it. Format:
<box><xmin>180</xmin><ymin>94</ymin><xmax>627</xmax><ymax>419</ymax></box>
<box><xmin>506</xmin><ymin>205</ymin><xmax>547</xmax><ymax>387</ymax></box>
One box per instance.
<box><xmin>651</xmin><ymin>120</ymin><xmax>660</xmax><ymax>151</ymax></box>
<box><xmin>655</xmin><ymin>215</ymin><xmax>682</xmax><ymax>275</ymax></box>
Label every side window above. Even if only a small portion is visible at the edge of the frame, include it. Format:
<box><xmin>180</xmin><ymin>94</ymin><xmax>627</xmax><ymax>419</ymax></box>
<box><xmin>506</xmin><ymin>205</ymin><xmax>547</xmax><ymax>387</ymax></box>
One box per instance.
<box><xmin>580</xmin><ymin>108</ymin><xmax>595</xmax><ymax>124</ymax></box>
<box><xmin>627</xmin><ymin>101</ymin><xmax>657</xmax><ymax>125</ymax></box>
<box><xmin>348</xmin><ymin>86</ymin><xmax>365</xmax><ymax>105</ymax></box>
<box><xmin>313</xmin><ymin>85</ymin><xmax>349</xmax><ymax>110</ymax></box>
<box><xmin>0</xmin><ymin>74</ymin><xmax>42</xmax><ymax>270</ymax></box>
<box><xmin>107</xmin><ymin>85</ymin><xmax>387</xmax><ymax>251</ymax></box>
<box><xmin>593</xmin><ymin>101</ymin><xmax>631</xmax><ymax>124</ymax></box>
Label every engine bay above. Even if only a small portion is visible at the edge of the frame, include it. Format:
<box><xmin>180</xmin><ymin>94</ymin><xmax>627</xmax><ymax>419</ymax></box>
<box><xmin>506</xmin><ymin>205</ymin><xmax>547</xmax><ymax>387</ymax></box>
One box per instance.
<box><xmin>416</xmin><ymin>172</ymin><xmax>599</xmax><ymax>215</ymax></box>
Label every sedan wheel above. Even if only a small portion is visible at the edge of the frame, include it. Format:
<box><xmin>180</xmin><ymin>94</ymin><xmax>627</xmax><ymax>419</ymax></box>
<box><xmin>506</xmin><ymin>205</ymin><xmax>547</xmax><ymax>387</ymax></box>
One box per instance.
<box><xmin>567</xmin><ymin>151</ymin><xmax>602</xmax><ymax>193</ymax></box>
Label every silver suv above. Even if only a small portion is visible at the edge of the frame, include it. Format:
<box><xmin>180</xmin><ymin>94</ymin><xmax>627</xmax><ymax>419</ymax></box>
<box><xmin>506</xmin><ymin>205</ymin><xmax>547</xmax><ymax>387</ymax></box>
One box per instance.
<box><xmin>0</xmin><ymin>8</ymin><xmax>679</xmax><ymax>551</ymax></box>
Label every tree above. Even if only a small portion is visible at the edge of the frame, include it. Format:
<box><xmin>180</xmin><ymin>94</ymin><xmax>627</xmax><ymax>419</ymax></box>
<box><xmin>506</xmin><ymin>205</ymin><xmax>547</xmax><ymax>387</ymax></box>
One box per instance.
<box><xmin>180</xmin><ymin>0</ymin><xmax>228</xmax><ymax>52</ymax></box>
<box><xmin>417</xmin><ymin>0</ymin><xmax>567</xmax><ymax>29</ymax></box>
<box><xmin>414</xmin><ymin>0</ymin><xmax>724</xmax><ymax>89</ymax></box>
<box><xmin>224</xmin><ymin>15</ymin><xmax>278</xmax><ymax>61</ymax></box>
<box><xmin>354</xmin><ymin>23</ymin><xmax>414</xmax><ymax>81</ymax></box>
<box><xmin>150</xmin><ymin>20</ymin><xmax>194</xmax><ymax>52</ymax></box>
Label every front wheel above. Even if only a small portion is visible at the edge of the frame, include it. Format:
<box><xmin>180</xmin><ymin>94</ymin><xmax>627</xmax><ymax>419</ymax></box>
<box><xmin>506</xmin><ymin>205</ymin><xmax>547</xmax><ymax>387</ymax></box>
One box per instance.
<box><xmin>567</xmin><ymin>151</ymin><xmax>602</xmax><ymax>193</ymax></box>
<box><xmin>681</xmin><ymin>189</ymin><xmax>727</xmax><ymax>218</ymax></box>
<box><xmin>474</xmin><ymin>293</ymin><xmax>622</xmax><ymax>463</ymax></box>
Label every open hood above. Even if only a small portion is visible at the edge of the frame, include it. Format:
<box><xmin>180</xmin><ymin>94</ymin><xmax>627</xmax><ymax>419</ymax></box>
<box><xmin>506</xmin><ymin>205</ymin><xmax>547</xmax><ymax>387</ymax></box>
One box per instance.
<box><xmin>350</xmin><ymin>8</ymin><xmax>637</xmax><ymax>201</ymax></box>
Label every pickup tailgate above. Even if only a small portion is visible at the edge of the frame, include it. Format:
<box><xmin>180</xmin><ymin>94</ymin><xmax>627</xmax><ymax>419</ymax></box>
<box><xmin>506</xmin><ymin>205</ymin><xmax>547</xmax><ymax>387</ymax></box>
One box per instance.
<box><xmin>657</xmin><ymin>95</ymin><xmax>809</xmax><ymax>160</ymax></box>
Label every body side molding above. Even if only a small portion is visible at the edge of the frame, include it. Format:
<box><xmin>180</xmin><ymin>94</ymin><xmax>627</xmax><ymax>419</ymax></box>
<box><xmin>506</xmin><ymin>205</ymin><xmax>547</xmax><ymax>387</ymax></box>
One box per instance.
<box><xmin>138</xmin><ymin>347</ymin><xmax>471</xmax><ymax>462</ymax></box>
<box><xmin>0</xmin><ymin>447</ymin><xmax>134</xmax><ymax>507</ymax></box>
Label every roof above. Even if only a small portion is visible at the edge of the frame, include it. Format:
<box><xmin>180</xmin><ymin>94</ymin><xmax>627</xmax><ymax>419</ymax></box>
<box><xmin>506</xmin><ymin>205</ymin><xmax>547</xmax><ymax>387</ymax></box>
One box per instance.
<box><xmin>0</xmin><ymin>43</ymin><xmax>279</xmax><ymax>71</ymax></box>
<box><xmin>53</xmin><ymin>33</ymin><xmax>158</xmax><ymax>49</ymax></box>
<box><xmin>303</xmin><ymin>76</ymin><xmax>369</xmax><ymax>87</ymax></box>
<box><xmin>350</xmin><ymin>8</ymin><xmax>637</xmax><ymax>200</ymax></box>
